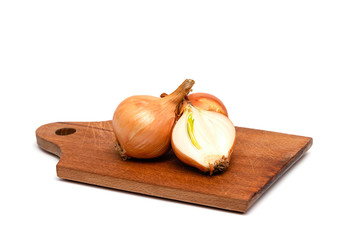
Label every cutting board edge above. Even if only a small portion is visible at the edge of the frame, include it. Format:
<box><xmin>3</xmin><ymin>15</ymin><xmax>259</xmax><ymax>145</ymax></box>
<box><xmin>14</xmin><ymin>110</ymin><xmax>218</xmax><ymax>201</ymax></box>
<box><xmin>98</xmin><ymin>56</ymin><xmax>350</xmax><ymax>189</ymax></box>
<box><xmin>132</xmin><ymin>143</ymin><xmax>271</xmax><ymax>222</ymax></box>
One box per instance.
<box><xmin>36</xmin><ymin>133</ymin><xmax>61</xmax><ymax>157</ymax></box>
<box><xmin>56</xmin><ymin>165</ymin><xmax>250</xmax><ymax>213</ymax></box>
<box><xmin>248</xmin><ymin>137</ymin><xmax>313</xmax><ymax>208</ymax></box>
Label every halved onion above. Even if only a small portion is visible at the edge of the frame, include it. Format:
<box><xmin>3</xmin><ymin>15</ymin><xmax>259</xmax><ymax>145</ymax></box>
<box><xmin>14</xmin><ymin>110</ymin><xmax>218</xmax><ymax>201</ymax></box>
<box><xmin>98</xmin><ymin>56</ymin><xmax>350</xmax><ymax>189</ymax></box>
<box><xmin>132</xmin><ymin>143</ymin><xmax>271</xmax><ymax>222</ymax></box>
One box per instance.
<box><xmin>171</xmin><ymin>104</ymin><xmax>236</xmax><ymax>175</ymax></box>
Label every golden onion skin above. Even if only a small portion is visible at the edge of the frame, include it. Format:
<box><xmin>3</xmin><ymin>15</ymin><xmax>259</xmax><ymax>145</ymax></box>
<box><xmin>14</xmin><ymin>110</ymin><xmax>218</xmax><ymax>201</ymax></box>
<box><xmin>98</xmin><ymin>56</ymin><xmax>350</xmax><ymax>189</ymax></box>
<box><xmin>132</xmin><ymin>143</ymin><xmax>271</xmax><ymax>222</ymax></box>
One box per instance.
<box><xmin>112</xmin><ymin>79</ymin><xmax>194</xmax><ymax>160</ymax></box>
<box><xmin>113</xmin><ymin>95</ymin><xmax>175</xmax><ymax>159</ymax></box>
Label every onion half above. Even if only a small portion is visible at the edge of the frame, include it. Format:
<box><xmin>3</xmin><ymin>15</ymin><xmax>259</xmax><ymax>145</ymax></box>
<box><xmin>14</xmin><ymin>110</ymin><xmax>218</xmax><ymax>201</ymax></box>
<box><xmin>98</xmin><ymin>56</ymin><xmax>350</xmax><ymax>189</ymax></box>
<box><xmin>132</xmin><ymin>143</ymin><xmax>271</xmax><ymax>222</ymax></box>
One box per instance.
<box><xmin>171</xmin><ymin>105</ymin><xmax>236</xmax><ymax>175</ymax></box>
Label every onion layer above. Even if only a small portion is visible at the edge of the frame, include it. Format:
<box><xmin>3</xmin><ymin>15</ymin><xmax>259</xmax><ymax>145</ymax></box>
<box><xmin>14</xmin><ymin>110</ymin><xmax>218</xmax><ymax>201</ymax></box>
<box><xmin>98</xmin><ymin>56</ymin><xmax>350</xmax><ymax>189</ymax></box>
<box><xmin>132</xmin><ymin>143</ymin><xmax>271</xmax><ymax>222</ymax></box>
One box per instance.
<box><xmin>112</xmin><ymin>79</ymin><xmax>194</xmax><ymax>160</ymax></box>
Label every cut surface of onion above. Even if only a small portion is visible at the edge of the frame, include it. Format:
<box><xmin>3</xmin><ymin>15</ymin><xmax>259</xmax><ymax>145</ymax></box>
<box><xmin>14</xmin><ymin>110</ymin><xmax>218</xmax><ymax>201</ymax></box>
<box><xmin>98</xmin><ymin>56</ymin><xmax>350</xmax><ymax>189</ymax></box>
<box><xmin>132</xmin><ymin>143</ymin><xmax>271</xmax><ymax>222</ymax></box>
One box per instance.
<box><xmin>171</xmin><ymin>105</ymin><xmax>236</xmax><ymax>175</ymax></box>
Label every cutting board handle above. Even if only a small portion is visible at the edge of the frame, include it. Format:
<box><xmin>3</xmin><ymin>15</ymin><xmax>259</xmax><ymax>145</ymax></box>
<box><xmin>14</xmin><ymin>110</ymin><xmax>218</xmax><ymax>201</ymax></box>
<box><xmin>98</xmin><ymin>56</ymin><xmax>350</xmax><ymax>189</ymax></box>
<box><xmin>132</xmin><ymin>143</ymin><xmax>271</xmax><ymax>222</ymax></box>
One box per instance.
<box><xmin>36</xmin><ymin>121</ymin><xmax>114</xmax><ymax>157</ymax></box>
<box><xmin>36</xmin><ymin>122</ymin><xmax>78</xmax><ymax>157</ymax></box>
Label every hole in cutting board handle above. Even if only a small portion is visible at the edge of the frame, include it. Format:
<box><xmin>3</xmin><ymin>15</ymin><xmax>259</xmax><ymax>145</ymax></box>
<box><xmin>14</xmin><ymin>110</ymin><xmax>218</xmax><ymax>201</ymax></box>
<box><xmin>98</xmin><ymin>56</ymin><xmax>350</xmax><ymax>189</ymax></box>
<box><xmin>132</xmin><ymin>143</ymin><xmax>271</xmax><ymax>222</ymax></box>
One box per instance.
<box><xmin>55</xmin><ymin>128</ymin><xmax>76</xmax><ymax>136</ymax></box>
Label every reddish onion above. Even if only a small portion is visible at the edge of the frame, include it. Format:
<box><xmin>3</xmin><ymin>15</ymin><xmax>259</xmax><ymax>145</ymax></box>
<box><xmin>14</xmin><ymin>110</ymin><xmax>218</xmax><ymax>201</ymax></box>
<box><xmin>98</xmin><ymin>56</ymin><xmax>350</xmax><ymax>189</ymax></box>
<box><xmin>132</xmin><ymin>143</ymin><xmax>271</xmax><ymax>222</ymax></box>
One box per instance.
<box><xmin>187</xmin><ymin>93</ymin><xmax>228</xmax><ymax>116</ymax></box>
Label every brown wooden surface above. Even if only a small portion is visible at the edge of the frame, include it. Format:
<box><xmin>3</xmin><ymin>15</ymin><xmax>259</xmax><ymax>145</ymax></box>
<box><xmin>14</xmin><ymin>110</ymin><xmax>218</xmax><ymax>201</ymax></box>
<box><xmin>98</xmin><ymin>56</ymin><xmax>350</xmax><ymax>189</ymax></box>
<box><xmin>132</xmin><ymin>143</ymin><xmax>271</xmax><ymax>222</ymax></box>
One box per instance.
<box><xmin>36</xmin><ymin>121</ymin><xmax>312</xmax><ymax>213</ymax></box>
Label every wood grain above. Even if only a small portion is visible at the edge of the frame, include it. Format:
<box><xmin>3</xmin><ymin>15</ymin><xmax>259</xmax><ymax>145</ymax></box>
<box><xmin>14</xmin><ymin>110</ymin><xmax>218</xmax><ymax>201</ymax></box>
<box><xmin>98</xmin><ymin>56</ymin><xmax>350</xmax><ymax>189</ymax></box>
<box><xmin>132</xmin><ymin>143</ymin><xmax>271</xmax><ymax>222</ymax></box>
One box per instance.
<box><xmin>36</xmin><ymin>121</ymin><xmax>312</xmax><ymax>212</ymax></box>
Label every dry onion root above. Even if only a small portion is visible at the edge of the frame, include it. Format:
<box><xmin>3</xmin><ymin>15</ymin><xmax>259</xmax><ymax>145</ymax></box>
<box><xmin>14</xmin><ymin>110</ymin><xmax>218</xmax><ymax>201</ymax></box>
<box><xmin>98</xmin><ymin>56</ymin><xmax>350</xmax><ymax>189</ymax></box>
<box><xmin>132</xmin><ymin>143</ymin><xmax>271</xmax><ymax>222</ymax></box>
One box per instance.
<box><xmin>112</xmin><ymin>79</ymin><xmax>194</xmax><ymax>160</ymax></box>
<box><xmin>171</xmin><ymin>103</ymin><xmax>236</xmax><ymax>175</ymax></box>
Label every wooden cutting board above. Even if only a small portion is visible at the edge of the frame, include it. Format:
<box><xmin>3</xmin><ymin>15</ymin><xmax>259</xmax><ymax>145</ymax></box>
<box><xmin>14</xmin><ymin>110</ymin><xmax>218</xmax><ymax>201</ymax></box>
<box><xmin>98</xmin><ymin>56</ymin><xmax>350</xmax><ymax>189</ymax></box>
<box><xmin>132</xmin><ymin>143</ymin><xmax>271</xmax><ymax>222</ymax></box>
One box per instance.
<box><xmin>36</xmin><ymin>121</ymin><xmax>312</xmax><ymax>213</ymax></box>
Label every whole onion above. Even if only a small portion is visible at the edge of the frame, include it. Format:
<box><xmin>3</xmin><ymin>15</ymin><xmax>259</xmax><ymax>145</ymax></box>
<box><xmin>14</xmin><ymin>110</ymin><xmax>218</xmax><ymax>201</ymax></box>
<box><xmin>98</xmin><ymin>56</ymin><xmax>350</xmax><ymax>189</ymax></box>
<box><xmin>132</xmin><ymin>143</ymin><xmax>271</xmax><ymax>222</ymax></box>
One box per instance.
<box><xmin>112</xmin><ymin>79</ymin><xmax>194</xmax><ymax>160</ymax></box>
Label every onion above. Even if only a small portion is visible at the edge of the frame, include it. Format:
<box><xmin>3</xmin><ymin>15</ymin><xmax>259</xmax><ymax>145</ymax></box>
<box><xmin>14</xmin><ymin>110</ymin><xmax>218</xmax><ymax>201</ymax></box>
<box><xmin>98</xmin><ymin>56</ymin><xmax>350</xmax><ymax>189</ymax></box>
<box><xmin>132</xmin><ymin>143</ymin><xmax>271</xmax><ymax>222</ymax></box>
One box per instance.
<box><xmin>171</xmin><ymin>104</ymin><xmax>236</xmax><ymax>175</ymax></box>
<box><xmin>112</xmin><ymin>79</ymin><xmax>195</xmax><ymax>160</ymax></box>
<box><xmin>187</xmin><ymin>93</ymin><xmax>228</xmax><ymax>116</ymax></box>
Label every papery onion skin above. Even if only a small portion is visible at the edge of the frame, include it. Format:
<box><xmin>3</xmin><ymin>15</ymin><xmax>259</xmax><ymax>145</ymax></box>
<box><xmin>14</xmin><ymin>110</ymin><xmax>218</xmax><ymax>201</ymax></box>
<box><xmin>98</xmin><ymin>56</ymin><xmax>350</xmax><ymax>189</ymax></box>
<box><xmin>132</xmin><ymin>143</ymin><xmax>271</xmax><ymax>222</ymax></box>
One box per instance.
<box><xmin>113</xmin><ymin>95</ymin><xmax>173</xmax><ymax>159</ymax></box>
<box><xmin>187</xmin><ymin>93</ymin><xmax>228</xmax><ymax>116</ymax></box>
<box><xmin>112</xmin><ymin>79</ymin><xmax>194</xmax><ymax>160</ymax></box>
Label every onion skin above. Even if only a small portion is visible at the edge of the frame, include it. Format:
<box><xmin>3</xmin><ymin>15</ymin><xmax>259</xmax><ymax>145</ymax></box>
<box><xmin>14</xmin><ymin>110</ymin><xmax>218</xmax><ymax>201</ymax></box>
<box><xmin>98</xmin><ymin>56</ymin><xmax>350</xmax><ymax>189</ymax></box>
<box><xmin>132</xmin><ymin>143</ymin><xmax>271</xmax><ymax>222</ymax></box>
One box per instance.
<box><xmin>187</xmin><ymin>93</ymin><xmax>228</xmax><ymax>116</ymax></box>
<box><xmin>112</xmin><ymin>79</ymin><xmax>194</xmax><ymax>160</ymax></box>
<box><xmin>113</xmin><ymin>95</ymin><xmax>173</xmax><ymax>159</ymax></box>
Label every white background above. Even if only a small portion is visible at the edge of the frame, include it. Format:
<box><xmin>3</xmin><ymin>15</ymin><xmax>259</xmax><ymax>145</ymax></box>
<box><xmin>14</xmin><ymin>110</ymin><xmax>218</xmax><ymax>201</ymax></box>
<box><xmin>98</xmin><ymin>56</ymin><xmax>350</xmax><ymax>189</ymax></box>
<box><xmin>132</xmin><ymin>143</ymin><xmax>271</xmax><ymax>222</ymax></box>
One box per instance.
<box><xmin>1</xmin><ymin>1</ymin><xmax>359</xmax><ymax>239</ymax></box>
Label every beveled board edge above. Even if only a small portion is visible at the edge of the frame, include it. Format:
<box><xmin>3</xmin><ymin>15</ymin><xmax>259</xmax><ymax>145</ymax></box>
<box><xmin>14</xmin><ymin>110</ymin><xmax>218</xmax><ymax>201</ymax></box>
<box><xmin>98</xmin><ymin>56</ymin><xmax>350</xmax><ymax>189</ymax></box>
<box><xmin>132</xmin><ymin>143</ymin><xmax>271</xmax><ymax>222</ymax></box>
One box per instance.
<box><xmin>57</xmin><ymin>166</ymin><xmax>249</xmax><ymax>212</ymax></box>
<box><xmin>248</xmin><ymin>137</ymin><xmax>313</xmax><ymax>209</ymax></box>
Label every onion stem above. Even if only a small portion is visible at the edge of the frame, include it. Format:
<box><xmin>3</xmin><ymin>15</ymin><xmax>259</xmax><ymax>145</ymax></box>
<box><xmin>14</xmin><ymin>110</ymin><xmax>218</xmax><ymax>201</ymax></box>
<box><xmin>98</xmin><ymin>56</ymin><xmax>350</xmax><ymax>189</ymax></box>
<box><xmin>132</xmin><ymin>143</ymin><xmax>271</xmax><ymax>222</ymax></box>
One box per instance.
<box><xmin>165</xmin><ymin>79</ymin><xmax>195</xmax><ymax>104</ymax></box>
